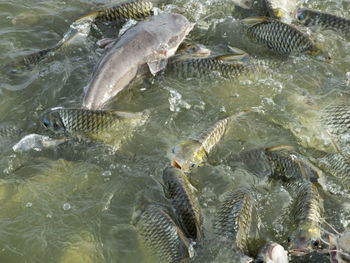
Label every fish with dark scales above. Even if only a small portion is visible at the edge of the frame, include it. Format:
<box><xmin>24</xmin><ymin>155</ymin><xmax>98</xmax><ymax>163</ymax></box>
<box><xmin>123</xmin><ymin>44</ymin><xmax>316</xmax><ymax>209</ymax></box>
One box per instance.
<box><xmin>296</xmin><ymin>8</ymin><xmax>350</xmax><ymax>35</ymax></box>
<box><xmin>242</xmin><ymin>17</ymin><xmax>331</xmax><ymax>61</ymax></box>
<box><xmin>287</xmin><ymin>180</ymin><xmax>324</xmax><ymax>256</ymax></box>
<box><xmin>264</xmin><ymin>145</ymin><xmax>322</xmax><ymax>182</ymax></box>
<box><xmin>168</xmin><ymin>55</ymin><xmax>252</xmax><ymax>79</ymax></box>
<box><xmin>214</xmin><ymin>187</ymin><xmax>253</xmax><ymax>253</ymax></box>
<box><xmin>40</xmin><ymin>107</ymin><xmax>148</xmax><ymax>134</ymax></box>
<box><xmin>317</xmin><ymin>153</ymin><xmax>350</xmax><ymax>190</ymax></box>
<box><xmin>132</xmin><ymin>200</ymin><xmax>194</xmax><ymax>263</ymax></box>
<box><xmin>162</xmin><ymin>167</ymin><xmax>203</xmax><ymax>240</ymax></box>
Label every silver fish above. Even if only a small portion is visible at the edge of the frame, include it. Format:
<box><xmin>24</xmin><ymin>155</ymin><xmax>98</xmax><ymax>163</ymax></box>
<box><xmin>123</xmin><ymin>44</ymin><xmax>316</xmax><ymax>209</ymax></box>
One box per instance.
<box><xmin>256</xmin><ymin>242</ymin><xmax>289</xmax><ymax>263</ymax></box>
<box><xmin>83</xmin><ymin>13</ymin><xmax>193</xmax><ymax>109</ymax></box>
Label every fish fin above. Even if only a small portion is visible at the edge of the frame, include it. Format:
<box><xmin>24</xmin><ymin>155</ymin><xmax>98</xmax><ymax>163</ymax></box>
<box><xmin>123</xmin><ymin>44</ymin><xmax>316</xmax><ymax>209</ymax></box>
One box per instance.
<box><xmin>227</xmin><ymin>45</ymin><xmax>247</xmax><ymax>55</ymax></box>
<box><xmin>75</xmin><ymin>11</ymin><xmax>99</xmax><ymax>23</ymax></box>
<box><xmin>147</xmin><ymin>59</ymin><xmax>168</xmax><ymax>75</ymax></box>
<box><xmin>96</xmin><ymin>38</ymin><xmax>119</xmax><ymax>48</ymax></box>
<box><xmin>214</xmin><ymin>53</ymin><xmax>248</xmax><ymax>62</ymax></box>
<box><xmin>241</xmin><ymin>16</ymin><xmax>271</xmax><ymax>26</ymax></box>
<box><xmin>265</xmin><ymin>145</ymin><xmax>294</xmax><ymax>152</ymax></box>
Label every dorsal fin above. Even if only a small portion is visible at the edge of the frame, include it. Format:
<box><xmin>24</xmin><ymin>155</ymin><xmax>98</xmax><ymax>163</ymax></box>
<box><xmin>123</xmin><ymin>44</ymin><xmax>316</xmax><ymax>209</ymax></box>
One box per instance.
<box><xmin>241</xmin><ymin>16</ymin><xmax>271</xmax><ymax>26</ymax></box>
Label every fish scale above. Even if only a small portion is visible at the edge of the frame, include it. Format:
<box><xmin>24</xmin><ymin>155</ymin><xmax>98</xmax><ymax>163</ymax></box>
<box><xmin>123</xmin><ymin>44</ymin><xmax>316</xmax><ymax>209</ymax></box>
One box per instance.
<box><xmin>321</xmin><ymin>105</ymin><xmax>350</xmax><ymax>135</ymax></box>
<box><xmin>214</xmin><ymin>187</ymin><xmax>253</xmax><ymax>252</ymax></box>
<box><xmin>133</xmin><ymin>202</ymin><xmax>192</xmax><ymax>263</ymax></box>
<box><xmin>318</xmin><ymin>153</ymin><xmax>350</xmax><ymax>189</ymax></box>
<box><xmin>162</xmin><ymin>167</ymin><xmax>203</xmax><ymax>240</ymax></box>
<box><xmin>169</xmin><ymin>57</ymin><xmax>249</xmax><ymax>79</ymax></box>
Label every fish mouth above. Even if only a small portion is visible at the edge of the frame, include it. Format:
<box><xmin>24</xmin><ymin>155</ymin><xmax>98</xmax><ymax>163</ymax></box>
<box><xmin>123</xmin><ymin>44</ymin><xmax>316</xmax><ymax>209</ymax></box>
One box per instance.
<box><xmin>172</xmin><ymin>160</ymin><xmax>182</xmax><ymax>170</ymax></box>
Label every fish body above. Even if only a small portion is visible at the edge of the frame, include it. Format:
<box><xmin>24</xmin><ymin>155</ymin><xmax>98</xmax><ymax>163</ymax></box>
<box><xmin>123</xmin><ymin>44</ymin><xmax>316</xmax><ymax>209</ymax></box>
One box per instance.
<box><xmin>242</xmin><ymin>17</ymin><xmax>330</xmax><ymax>60</ymax></box>
<box><xmin>132</xmin><ymin>201</ymin><xmax>193</xmax><ymax>263</ymax></box>
<box><xmin>162</xmin><ymin>167</ymin><xmax>203</xmax><ymax>240</ymax></box>
<box><xmin>263</xmin><ymin>0</ymin><xmax>296</xmax><ymax>24</ymax></box>
<box><xmin>77</xmin><ymin>0</ymin><xmax>154</xmax><ymax>22</ymax></box>
<box><xmin>287</xmin><ymin>181</ymin><xmax>324</xmax><ymax>256</ymax></box>
<box><xmin>317</xmin><ymin>153</ymin><xmax>350</xmax><ymax>190</ymax></box>
<box><xmin>256</xmin><ymin>242</ymin><xmax>289</xmax><ymax>263</ymax></box>
<box><xmin>83</xmin><ymin>13</ymin><xmax>193</xmax><ymax>110</ymax></box>
<box><xmin>296</xmin><ymin>8</ymin><xmax>350</xmax><ymax>35</ymax></box>
<box><xmin>40</xmin><ymin>107</ymin><xmax>148</xmax><ymax>135</ymax></box>
<box><xmin>171</xmin><ymin>112</ymin><xmax>247</xmax><ymax>172</ymax></box>
<box><xmin>214</xmin><ymin>187</ymin><xmax>253</xmax><ymax>252</ymax></box>
<box><xmin>265</xmin><ymin>145</ymin><xmax>321</xmax><ymax>182</ymax></box>
<box><xmin>321</xmin><ymin>105</ymin><xmax>350</xmax><ymax>137</ymax></box>
<box><xmin>168</xmin><ymin>56</ymin><xmax>251</xmax><ymax>79</ymax></box>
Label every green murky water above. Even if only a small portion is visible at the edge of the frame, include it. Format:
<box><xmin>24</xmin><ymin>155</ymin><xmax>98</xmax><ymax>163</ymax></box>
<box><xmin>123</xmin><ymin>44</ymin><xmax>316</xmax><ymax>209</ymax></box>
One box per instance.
<box><xmin>0</xmin><ymin>0</ymin><xmax>350</xmax><ymax>262</ymax></box>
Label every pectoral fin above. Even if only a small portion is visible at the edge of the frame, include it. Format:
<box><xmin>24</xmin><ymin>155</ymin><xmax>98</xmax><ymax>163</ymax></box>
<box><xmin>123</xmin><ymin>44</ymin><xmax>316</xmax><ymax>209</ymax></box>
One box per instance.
<box><xmin>147</xmin><ymin>59</ymin><xmax>168</xmax><ymax>75</ymax></box>
<box><xmin>241</xmin><ymin>16</ymin><xmax>271</xmax><ymax>26</ymax></box>
<box><xmin>97</xmin><ymin>38</ymin><xmax>119</xmax><ymax>48</ymax></box>
<box><xmin>214</xmin><ymin>53</ymin><xmax>248</xmax><ymax>62</ymax></box>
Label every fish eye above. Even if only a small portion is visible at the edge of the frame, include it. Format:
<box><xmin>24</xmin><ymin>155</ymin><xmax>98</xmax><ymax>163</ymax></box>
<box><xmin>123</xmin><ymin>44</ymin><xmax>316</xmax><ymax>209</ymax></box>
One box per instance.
<box><xmin>42</xmin><ymin>119</ymin><xmax>50</xmax><ymax>128</ymax></box>
<box><xmin>190</xmin><ymin>163</ymin><xmax>196</xmax><ymax>168</ymax></box>
<box><xmin>297</xmin><ymin>13</ymin><xmax>305</xmax><ymax>21</ymax></box>
<box><xmin>287</xmin><ymin>236</ymin><xmax>291</xmax><ymax>243</ymax></box>
<box><xmin>255</xmin><ymin>257</ymin><xmax>264</xmax><ymax>263</ymax></box>
<box><xmin>311</xmin><ymin>239</ymin><xmax>319</xmax><ymax>248</ymax></box>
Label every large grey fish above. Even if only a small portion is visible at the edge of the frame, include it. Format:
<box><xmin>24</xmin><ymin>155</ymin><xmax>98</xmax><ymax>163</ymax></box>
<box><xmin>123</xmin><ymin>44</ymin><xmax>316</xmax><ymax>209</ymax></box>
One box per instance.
<box><xmin>296</xmin><ymin>8</ymin><xmax>350</xmax><ymax>35</ymax></box>
<box><xmin>171</xmin><ymin>111</ymin><xmax>248</xmax><ymax>172</ymax></box>
<box><xmin>241</xmin><ymin>17</ymin><xmax>331</xmax><ymax>61</ymax></box>
<box><xmin>40</xmin><ymin>107</ymin><xmax>148</xmax><ymax>135</ymax></box>
<box><xmin>132</xmin><ymin>200</ymin><xmax>194</xmax><ymax>263</ymax></box>
<box><xmin>255</xmin><ymin>242</ymin><xmax>289</xmax><ymax>263</ymax></box>
<box><xmin>263</xmin><ymin>0</ymin><xmax>296</xmax><ymax>24</ymax></box>
<box><xmin>8</xmin><ymin>0</ymin><xmax>156</xmax><ymax>72</ymax></box>
<box><xmin>214</xmin><ymin>187</ymin><xmax>253</xmax><ymax>252</ymax></box>
<box><xmin>162</xmin><ymin>167</ymin><xmax>203</xmax><ymax>240</ymax></box>
<box><xmin>317</xmin><ymin>153</ymin><xmax>350</xmax><ymax>190</ymax></box>
<box><xmin>83</xmin><ymin>12</ymin><xmax>193</xmax><ymax>110</ymax></box>
<box><xmin>287</xmin><ymin>181</ymin><xmax>324</xmax><ymax>256</ymax></box>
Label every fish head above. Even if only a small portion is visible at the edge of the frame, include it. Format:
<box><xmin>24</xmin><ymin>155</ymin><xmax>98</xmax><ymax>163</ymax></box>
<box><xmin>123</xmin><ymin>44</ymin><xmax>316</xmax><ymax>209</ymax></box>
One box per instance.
<box><xmin>255</xmin><ymin>242</ymin><xmax>289</xmax><ymax>263</ymax></box>
<box><xmin>40</xmin><ymin>108</ymin><xmax>65</xmax><ymax>133</ymax></box>
<box><xmin>288</xmin><ymin>222</ymin><xmax>321</xmax><ymax>256</ymax></box>
<box><xmin>295</xmin><ymin>8</ymin><xmax>316</xmax><ymax>26</ymax></box>
<box><xmin>176</xmin><ymin>42</ymin><xmax>211</xmax><ymax>59</ymax></box>
<box><xmin>171</xmin><ymin>140</ymin><xmax>206</xmax><ymax>172</ymax></box>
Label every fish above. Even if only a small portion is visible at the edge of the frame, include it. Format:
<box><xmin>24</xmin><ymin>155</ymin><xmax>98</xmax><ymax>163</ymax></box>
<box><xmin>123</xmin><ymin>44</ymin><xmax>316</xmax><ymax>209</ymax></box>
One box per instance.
<box><xmin>162</xmin><ymin>166</ymin><xmax>203</xmax><ymax>240</ymax></box>
<box><xmin>321</xmin><ymin>105</ymin><xmax>350</xmax><ymax>137</ymax></box>
<box><xmin>265</xmin><ymin>145</ymin><xmax>322</xmax><ymax>182</ymax></box>
<box><xmin>255</xmin><ymin>242</ymin><xmax>289</xmax><ymax>263</ymax></box>
<box><xmin>317</xmin><ymin>153</ymin><xmax>350</xmax><ymax>190</ymax></box>
<box><xmin>83</xmin><ymin>12</ymin><xmax>193</xmax><ymax>110</ymax></box>
<box><xmin>241</xmin><ymin>17</ymin><xmax>331</xmax><ymax>61</ymax></box>
<box><xmin>12</xmin><ymin>134</ymin><xmax>68</xmax><ymax>152</ymax></box>
<box><xmin>295</xmin><ymin>8</ymin><xmax>350</xmax><ymax>35</ymax></box>
<box><xmin>287</xmin><ymin>181</ymin><xmax>324</xmax><ymax>256</ymax></box>
<box><xmin>131</xmin><ymin>199</ymin><xmax>194</xmax><ymax>263</ymax></box>
<box><xmin>263</xmin><ymin>0</ymin><xmax>296</xmax><ymax>24</ymax></box>
<box><xmin>0</xmin><ymin>125</ymin><xmax>22</xmax><ymax>140</ymax></box>
<box><xmin>167</xmin><ymin>52</ymin><xmax>253</xmax><ymax>79</ymax></box>
<box><xmin>171</xmin><ymin>111</ymin><xmax>247</xmax><ymax>172</ymax></box>
<box><xmin>40</xmin><ymin>107</ymin><xmax>149</xmax><ymax>135</ymax></box>
<box><xmin>214</xmin><ymin>187</ymin><xmax>253</xmax><ymax>252</ymax></box>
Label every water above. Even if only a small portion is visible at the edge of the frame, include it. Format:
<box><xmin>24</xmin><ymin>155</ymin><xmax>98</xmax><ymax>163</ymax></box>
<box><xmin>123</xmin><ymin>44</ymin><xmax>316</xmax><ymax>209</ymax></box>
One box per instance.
<box><xmin>0</xmin><ymin>0</ymin><xmax>350</xmax><ymax>262</ymax></box>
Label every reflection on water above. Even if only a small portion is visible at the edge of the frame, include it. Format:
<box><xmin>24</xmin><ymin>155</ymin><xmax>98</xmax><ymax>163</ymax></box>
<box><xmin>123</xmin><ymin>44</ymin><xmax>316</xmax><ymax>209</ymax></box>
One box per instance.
<box><xmin>0</xmin><ymin>0</ymin><xmax>350</xmax><ymax>262</ymax></box>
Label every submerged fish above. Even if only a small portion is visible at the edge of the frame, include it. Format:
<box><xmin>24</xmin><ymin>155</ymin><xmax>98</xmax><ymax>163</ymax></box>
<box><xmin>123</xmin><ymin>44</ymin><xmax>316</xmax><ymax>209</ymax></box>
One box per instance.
<box><xmin>296</xmin><ymin>8</ymin><xmax>350</xmax><ymax>35</ymax></box>
<box><xmin>329</xmin><ymin>229</ymin><xmax>350</xmax><ymax>263</ymax></box>
<box><xmin>242</xmin><ymin>17</ymin><xmax>331</xmax><ymax>61</ymax></box>
<box><xmin>214</xmin><ymin>187</ymin><xmax>253</xmax><ymax>252</ymax></box>
<box><xmin>321</xmin><ymin>105</ymin><xmax>350</xmax><ymax>137</ymax></box>
<box><xmin>40</xmin><ymin>107</ymin><xmax>148</xmax><ymax>134</ymax></box>
<box><xmin>12</xmin><ymin>134</ymin><xmax>68</xmax><ymax>152</ymax></box>
<box><xmin>287</xmin><ymin>181</ymin><xmax>324</xmax><ymax>256</ymax></box>
<box><xmin>265</xmin><ymin>145</ymin><xmax>322</xmax><ymax>182</ymax></box>
<box><xmin>171</xmin><ymin>111</ymin><xmax>247</xmax><ymax>172</ymax></box>
<box><xmin>255</xmin><ymin>242</ymin><xmax>289</xmax><ymax>263</ymax></box>
<box><xmin>263</xmin><ymin>0</ymin><xmax>296</xmax><ymax>24</ymax></box>
<box><xmin>132</xmin><ymin>200</ymin><xmax>194</xmax><ymax>263</ymax></box>
<box><xmin>83</xmin><ymin>12</ymin><xmax>193</xmax><ymax>109</ymax></box>
<box><xmin>162</xmin><ymin>167</ymin><xmax>203</xmax><ymax>240</ymax></box>
<box><xmin>317</xmin><ymin>153</ymin><xmax>350</xmax><ymax>190</ymax></box>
